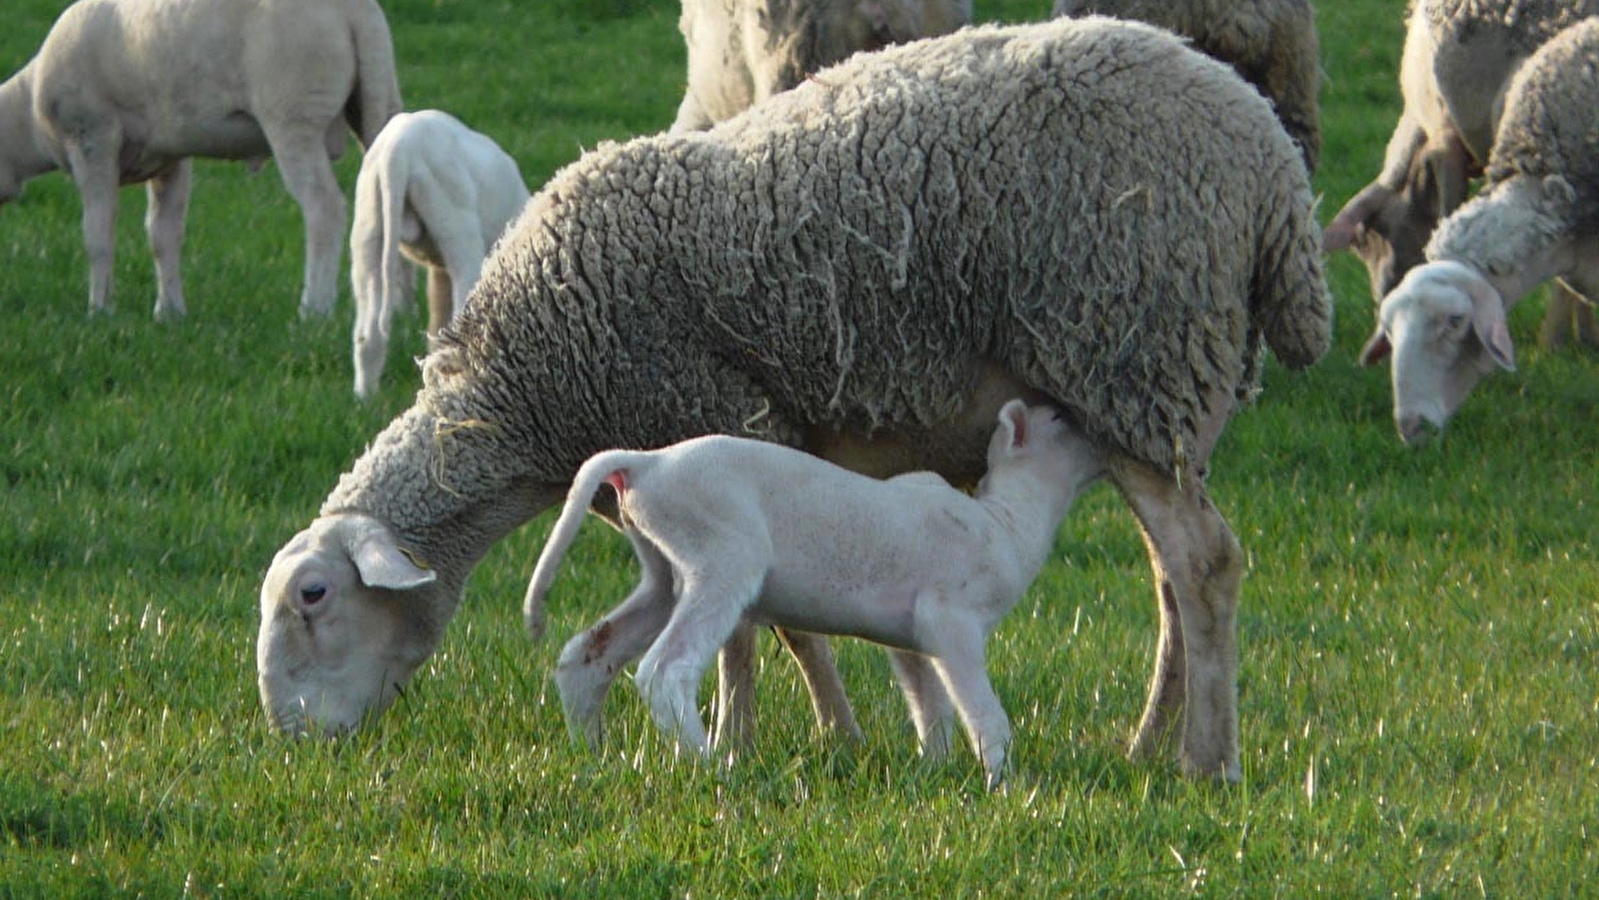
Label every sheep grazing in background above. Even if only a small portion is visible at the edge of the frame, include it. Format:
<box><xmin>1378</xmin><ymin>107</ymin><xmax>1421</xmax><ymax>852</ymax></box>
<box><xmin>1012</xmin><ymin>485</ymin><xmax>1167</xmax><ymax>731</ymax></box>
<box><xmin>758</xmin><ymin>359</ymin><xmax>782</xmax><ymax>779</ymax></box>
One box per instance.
<box><xmin>0</xmin><ymin>0</ymin><xmax>401</xmax><ymax>321</ymax></box>
<box><xmin>349</xmin><ymin>110</ymin><xmax>531</xmax><ymax>400</ymax></box>
<box><xmin>670</xmin><ymin>0</ymin><xmax>971</xmax><ymax>131</ymax></box>
<box><xmin>1051</xmin><ymin>0</ymin><xmax>1322</xmax><ymax>173</ymax></box>
<box><xmin>1360</xmin><ymin>17</ymin><xmax>1599</xmax><ymax>444</ymax></box>
<box><xmin>530</xmin><ymin>401</ymin><xmax>1104</xmax><ymax>789</ymax></box>
<box><xmin>1323</xmin><ymin>0</ymin><xmax>1598</xmax><ymax>354</ymax></box>
<box><xmin>256</xmin><ymin>18</ymin><xmax>1331</xmax><ymax>782</ymax></box>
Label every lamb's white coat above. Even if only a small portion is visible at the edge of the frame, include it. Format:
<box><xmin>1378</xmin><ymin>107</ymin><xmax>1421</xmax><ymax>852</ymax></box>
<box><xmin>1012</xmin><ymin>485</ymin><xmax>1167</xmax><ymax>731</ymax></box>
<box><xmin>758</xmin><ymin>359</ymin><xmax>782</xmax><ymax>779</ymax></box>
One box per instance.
<box><xmin>0</xmin><ymin>0</ymin><xmax>401</xmax><ymax>320</ymax></box>
<box><xmin>349</xmin><ymin>110</ymin><xmax>530</xmax><ymax>399</ymax></box>
<box><xmin>527</xmin><ymin>401</ymin><xmax>1104</xmax><ymax>787</ymax></box>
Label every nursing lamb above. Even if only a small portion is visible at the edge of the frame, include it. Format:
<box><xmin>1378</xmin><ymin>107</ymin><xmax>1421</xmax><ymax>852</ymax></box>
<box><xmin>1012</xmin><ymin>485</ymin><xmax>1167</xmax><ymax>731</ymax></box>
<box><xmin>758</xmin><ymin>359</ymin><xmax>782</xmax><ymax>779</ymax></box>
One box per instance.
<box><xmin>256</xmin><ymin>18</ymin><xmax>1331</xmax><ymax>782</ymax></box>
<box><xmin>0</xmin><ymin>0</ymin><xmax>401</xmax><ymax>320</ymax></box>
<box><xmin>350</xmin><ymin>110</ymin><xmax>531</xmax><ymax>399</ymax></box>
<box><xmin>531</xmin><ymin>401</ymin><xmax>1102</xmax><ymax>788</ymax></box>
<box><xmin>1359</xmin><ymin>17</ymin><xmax>1599</xmax><ymax>443</ymax></box>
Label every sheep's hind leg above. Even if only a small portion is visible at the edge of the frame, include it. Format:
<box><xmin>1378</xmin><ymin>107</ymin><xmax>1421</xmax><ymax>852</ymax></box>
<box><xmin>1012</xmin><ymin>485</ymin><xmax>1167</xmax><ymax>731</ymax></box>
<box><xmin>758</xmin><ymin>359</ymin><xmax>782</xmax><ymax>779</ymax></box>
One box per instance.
<box><xmin>555</xmin><ymin>537</ymin><xmax>675</xmax><ymax>748</ymax></box>
<box><xmin>265</xmin><ymin>128</ymin><xmax>346</xmax><ymax>319</ymax></box>
<box><xmin>1114</xmin><ymin>459</ymin><xmax>1242</xmax><ymax>781</ymax></box>
<box><xmin>145</xmin><ymin>160</ymin><xmax>192</xmax><ymax>321</ymax></box>
<box><xmin>775</xmin><ymin>628</ymin><xmax>863</xmax><ymax>741</ymax></box>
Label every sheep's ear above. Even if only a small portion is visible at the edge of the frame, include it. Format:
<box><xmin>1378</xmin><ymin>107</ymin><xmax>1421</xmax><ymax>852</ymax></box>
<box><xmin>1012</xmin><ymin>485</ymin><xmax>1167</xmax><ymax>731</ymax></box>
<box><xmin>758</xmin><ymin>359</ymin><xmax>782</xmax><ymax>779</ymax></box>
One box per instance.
<box><xmin>1324</xmin><ymin>183</ymin><xmax>1392</xmax><ymax>252</ymax></box>
<box><xmin>346</xmin><ymin>523</ymin><xmax>437</xmax><ymax>590</ymax></box>
<box><xmin>998</xmin><ymin>399</ymin><xmax>1029</xmax><ymax>450</ymax></box>
<box><xmin>1358</xmin><ymin>329</ymin><xmax>1391</xmax><ymax>366</ymax></box>
<box><xmin>1464</xmin><ymin>279</ymin><xmax>1516</xmax><ymax>372</ymax></box>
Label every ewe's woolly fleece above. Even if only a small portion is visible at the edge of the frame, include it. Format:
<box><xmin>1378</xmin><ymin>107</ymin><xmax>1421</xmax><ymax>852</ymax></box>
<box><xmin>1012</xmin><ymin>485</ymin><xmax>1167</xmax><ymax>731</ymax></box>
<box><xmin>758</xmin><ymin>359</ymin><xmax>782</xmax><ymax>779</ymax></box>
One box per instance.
<box><xmin>1432</xmin><ymin>18</ymin><xmax>1599</xmax><ymax>266</ymax></box>
<box><xmin>327</xmin><ymin>17</ymin><xmax>1329</xmax><ymax>546</ymax></box>
<box><xmin>1423</xmin><ymin>0</ymin><xmax>1595</xmax><ymax>54</ymax></box>
<box><xmin>1052</xmin><ymin>0</ymin><xmax>1321</xmax><ymax>172</ymax></box>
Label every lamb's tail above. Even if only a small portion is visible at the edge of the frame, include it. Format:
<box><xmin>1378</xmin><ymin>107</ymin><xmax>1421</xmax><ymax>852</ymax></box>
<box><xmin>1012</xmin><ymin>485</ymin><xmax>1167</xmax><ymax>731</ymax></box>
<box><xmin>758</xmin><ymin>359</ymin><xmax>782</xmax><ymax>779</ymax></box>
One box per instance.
<box><xmin>1254</xmin><ymin>178</ymin><xmax>1333</xmax><ymax>371</ymax></box>
<box><xmin>346</xmin><ymin>0</ymin><xmax>402</xmax><ymax>149</ymax></box>
<box><xmin>523</xmin><ymin>450</ymin><xmax>651</xmax><ymax>641</ymax></box>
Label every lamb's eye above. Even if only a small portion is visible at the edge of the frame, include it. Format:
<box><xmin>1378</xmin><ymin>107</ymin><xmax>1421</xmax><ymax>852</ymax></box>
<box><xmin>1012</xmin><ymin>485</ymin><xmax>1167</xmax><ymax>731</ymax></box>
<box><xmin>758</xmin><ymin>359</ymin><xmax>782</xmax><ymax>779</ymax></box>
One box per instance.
<box><xmin>300</xmin><ymin>584</ymin><xmax>328</xmax><ymax>605</ymax></box>
<box><xmin>1444</xmin><ymin>314</ymin><xmax>1468</xmax><ymax>332</ymax></box>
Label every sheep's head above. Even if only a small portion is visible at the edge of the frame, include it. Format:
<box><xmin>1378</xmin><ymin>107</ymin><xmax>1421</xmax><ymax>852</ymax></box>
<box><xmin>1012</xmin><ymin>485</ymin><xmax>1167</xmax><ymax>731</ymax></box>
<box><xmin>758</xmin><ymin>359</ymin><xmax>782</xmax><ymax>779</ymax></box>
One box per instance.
<box><xmin>980</xmin><ymin>399</ymin><xmax>1104</xmax><ymax>503</ymax></box>
<box><xmin>1325</xmin><ymin>140</ymin><xmax>1475</xmax><ymax>303</ymax></box>
<box><xmin>257</xmin><ymin>514</ymin><xmax>440</xmax><ymax>737</ymax></box>
<box><xmin>1358</xmin><ymin>260</ymin><xmax>1514</xmax><ymax>444</ymax></box>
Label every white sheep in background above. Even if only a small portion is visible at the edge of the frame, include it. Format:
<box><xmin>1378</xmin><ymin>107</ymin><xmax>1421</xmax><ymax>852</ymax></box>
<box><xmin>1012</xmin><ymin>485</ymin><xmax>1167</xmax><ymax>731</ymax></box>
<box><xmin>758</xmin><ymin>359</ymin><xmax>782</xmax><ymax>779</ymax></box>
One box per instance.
<box><xmin>0</xmin><ymin>0</ymin><xmax>401</xmax><ymax>321</ymax></box>
<box><xmin>671</xmin><ymin>0</ymin><xmax>971</xmax><ymax>131</ymax></box>
<box><xmin>1324</xmin><ymin>0</ymin><xmax>1598</xmax><ymax>353</ymax></box>
<box><xmin>1051</xmin><ymin>0</ymin><xmax>1322</xmax><ymax>173</ymax></box>
<box><xmin>349</xmin><ymin>110</ymin><xmax>531</xmax><ymax>400</ymax></box>
<box><xmin>529</xmin><ymin>400</ymin><xmax>1103</xmax><ymax>788</ymax></box>
<box><xmin>1359</xmin><ymin>17</ymin><xmax>1599</xmax><ymax>443</ymax></box>
<box><xmin>257</xmin><ymin>19</ymin><xmax>1331</xmax><ymax>781</ymax></box>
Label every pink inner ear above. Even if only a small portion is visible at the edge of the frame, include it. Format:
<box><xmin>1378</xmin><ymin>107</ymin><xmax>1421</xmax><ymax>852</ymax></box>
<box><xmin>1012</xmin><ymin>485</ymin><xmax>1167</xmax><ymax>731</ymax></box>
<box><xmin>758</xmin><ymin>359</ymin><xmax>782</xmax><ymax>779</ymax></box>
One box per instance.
<box><xmin>605</xmin><ymin>470</ymin><xmax>628</xmax><ymax>500</ymax></box>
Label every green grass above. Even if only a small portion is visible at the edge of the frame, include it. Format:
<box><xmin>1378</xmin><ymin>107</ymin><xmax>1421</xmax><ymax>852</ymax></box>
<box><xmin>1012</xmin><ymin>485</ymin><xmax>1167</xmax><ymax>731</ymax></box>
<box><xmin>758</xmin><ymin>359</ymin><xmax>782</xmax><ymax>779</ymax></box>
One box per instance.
<box><xmin>2</xmin><ymin>0</ymin><xmax>1596</xmax><ymax>896</ymax></box>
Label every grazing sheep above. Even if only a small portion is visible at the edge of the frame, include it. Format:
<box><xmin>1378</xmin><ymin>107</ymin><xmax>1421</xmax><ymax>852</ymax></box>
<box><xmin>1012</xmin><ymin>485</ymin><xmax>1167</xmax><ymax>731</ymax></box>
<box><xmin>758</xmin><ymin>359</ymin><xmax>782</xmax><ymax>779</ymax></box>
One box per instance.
<box><xmin>256</xmin><ymin>18</ymin><xmax>1331</xmax><ymax>782</ymax></box>
<box><xmin>0</xmin><ymin>0</ymin><xmax>401</xmax><ymax>320</ymax></box>
<box><xmin>1323</xmin><ymin>0</ymin><xmax>1597</xmax><ymax>348</ymax></box>
<box><xmin>531</xmin><ymin>401</ymin><xmax>1103</xmax><ymax>788</ymax></box>
<box><xmin>671</xmin><ymin>0</ymin><xmax>971</xmax><ymax>131</ymax></box>
<box><xmin>1359</xmin><ymin>17</ymin><xmax>1599</xmax><ymax>443</ymax></box>
<box><xmin>350</xmin><ymin>110</ymin><xmax>531</xmax><ymax>400</ymax></box>
<box><xmin>1051</xmin><ymin>0</ymin><xmax>1322</xmax><ymax>173</ymax></box>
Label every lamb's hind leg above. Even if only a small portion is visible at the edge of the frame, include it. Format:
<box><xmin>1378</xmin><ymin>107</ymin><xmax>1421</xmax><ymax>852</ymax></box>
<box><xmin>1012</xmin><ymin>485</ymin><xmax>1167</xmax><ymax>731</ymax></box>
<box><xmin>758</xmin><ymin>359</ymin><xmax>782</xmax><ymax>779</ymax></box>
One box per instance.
<box><xmin>555</xmin><ymin>536</ymin><xmax>675</xmax><ymax>748</ymax></box>
<box><xmin>1114</xmin><ymin>458</ymin><xmax>1243</xmax><ymax>781</ymax></box>
<box><xmin>264</xmin><ymin>127</ymin><xmax>346</xmax><ymax>319</ymax></box>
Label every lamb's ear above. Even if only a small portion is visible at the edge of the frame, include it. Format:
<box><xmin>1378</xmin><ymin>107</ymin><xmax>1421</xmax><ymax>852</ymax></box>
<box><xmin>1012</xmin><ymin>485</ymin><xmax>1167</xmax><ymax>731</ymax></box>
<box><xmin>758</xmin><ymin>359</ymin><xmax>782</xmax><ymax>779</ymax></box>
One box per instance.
<box><xmin>346</xmin><ymin>522</ymin><xmax>437</xmax><ymax>590</ymax></box>
<box><xmin>1358</xmin><ymin>328</ymin><xmax>1391</xmax><ymax>366</ymax></box>
<box><xmin>998</xmin><ymin>399</ymin><xmax>1030</xmax><ymax>450</ymax></box>
<box><xmin>1463</xmin><ymin>277</ymin><xmax>1516</xmax><ymax>372</ymax></box>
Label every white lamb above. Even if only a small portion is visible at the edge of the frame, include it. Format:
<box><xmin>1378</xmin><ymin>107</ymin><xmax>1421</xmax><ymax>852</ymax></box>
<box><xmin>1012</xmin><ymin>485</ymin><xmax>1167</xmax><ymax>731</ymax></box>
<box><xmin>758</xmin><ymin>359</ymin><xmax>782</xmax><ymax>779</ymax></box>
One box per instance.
<box><xmin>349</xmin><ymin>110</ymin><xmax>530</xmax><ymax>399</ymax></box>
<box><xmin>0</xmin><ymin>0</ymin><xmax>401</xmax><ymax>320</ymax></box>
<box><xmin>525</xmin><ymin>400</ymin><xmax>1106</xmax><ymax>789</ymax></box>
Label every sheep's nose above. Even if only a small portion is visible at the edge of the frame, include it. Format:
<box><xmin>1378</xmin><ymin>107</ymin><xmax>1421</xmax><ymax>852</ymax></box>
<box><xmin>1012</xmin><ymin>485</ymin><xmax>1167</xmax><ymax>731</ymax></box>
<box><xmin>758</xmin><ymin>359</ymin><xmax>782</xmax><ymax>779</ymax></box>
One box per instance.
<box><xmin>1397</xmin><ymin>414</ymin><xmax>1441</xmax><ymax>446</ymax></box>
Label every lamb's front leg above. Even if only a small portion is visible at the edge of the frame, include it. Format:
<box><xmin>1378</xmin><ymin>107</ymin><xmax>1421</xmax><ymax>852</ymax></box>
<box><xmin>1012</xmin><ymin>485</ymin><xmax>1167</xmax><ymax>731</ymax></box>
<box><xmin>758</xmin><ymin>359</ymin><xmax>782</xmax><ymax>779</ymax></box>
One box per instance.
<box><xmin>145</xmin><ymin>160</ymin><xmax>192</xmax><ymax>321</ymax></box>
<box><xmin>65</xmin><ymin>136</ymin><xmax>122</xmax><ymax>315</ymax></box>
<box><xmin>888</xmin><ymin>648</ymin><xmax>955</xmax><ymax>760</ymax></box>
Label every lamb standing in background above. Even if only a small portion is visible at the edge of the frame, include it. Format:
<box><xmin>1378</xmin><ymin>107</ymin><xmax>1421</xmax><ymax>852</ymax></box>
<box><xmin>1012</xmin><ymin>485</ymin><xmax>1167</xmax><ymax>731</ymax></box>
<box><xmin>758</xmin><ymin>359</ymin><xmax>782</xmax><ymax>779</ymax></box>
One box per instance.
<box><xmin>256</xmin><ymin>18</ymin><xmax>1331</xmax><ymax>782</ymax></box>
<box><xmin>1359</xmin><ymin>18</ymin><xmax>1599</xmax><ymax>443</ymax></box>
<box><xmin>531</xmin><ymin>401</ymin><xmax>1104</xmax><ymax>789</ymax></box>
<box><xmin>0</xmin><ymin>0</ymin><xmax>401</xmax><ymax>321</ymax></box>
<box><xmin>1323</xmin><ymin>0</ymin><xmax>1598</xmax><ymax>351</ymax></box>
<box><xmin>350</xmin><ymin>110</ymin><xmax>531</xmax><ymax>399</ymax></box>
<box><xmin>671</xmin><ymin>0</ymin><xmax>971</xmax><ymax>131</ymax></box>
<box><xmin>1051</xmin><ymin>0</ymin><xmax>1322</xmax><ymax>173</ymax></box>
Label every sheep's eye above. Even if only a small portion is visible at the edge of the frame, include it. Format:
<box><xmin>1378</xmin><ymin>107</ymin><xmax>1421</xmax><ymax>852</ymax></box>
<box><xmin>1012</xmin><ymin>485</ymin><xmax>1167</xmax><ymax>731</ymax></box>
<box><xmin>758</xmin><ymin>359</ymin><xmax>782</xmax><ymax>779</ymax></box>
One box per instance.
<box><xmin>300</xmin><ymin>584</ymin><xmax>328</xmax><ymax>605</ymax></box>
<box><xmin>1444</xmin><ymin>313</ymin><xmax>1468</xmax><ymax>333</ymax></box>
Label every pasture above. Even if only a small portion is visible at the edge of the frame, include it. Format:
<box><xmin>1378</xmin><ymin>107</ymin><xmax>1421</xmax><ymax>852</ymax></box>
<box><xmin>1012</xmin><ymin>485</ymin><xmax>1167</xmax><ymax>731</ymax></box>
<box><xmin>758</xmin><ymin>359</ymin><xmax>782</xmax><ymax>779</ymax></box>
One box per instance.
<box><xmin>1</xmin><ymin>0</ymin><xmax>1595</xmax><ymax>896</ymax></box>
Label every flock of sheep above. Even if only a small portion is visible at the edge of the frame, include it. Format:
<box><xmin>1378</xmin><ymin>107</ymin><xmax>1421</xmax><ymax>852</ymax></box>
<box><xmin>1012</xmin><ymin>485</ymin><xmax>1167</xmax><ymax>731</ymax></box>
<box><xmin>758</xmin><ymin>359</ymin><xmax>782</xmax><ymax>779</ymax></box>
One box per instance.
<box><xmin>2</xmin><ymin>0</ymin><xmax>1593</xmax><ymax>787</ymax></box>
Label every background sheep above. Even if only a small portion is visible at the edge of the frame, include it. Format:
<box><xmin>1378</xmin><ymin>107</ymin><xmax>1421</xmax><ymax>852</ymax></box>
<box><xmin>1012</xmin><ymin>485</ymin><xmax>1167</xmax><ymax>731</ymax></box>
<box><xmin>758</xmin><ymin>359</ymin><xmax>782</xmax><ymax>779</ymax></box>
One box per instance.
<box><xmin>350</xmin><ymin>110</ymin><xmax>531</xmax><ymax>400</ymax></box>
<box><xmin>1051</xmin><ymin>0</ymin><xmax>1322</xmax><ymax>173</ymax></box>
<box><xmin>1358</xmin><ymin>17</ymin><xmax>1599</xmax><ymax>443</ymax></box>
<box><xmin>1323</xmin><ymin>0</ymin><xmax>1598</xmax><ymax>351</ymax></box>
<box><xmin>255</xmin><ymin>18</ymin><xmax>1331</xmax><ymax>781</ymax></box>
<box><xmin>0</xmin><ymin>0</ymin><xmax>401</xmax><ymax>321</ymax></box>
<box><xmin>671</xmin><ymin>0</ymin><xmax>971</xmax><ymax>131</ymax></box>
<box><xmin>532</xmin><ymin>401</ymin><xmax>1105</xmax><ymax>789</ymax></box>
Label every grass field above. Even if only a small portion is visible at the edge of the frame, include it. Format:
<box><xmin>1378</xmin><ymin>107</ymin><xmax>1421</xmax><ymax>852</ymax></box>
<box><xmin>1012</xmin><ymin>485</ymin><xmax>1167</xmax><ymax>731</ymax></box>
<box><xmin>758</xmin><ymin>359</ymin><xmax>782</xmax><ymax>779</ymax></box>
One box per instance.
<box><xmin>2</xmin><ymin>0</ymin><xmax>1596</xmax><ymax>896</ymax></box>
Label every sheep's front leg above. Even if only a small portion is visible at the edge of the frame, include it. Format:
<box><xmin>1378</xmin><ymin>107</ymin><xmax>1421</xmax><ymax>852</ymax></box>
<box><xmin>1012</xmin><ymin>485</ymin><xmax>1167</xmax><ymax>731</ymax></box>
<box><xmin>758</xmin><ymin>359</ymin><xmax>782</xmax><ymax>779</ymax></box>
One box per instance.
<box><xmin>925</xmin><ymin>632</ymin><xmax>1011</xmax><ymax>791</ymax></box>
<box><xmin>145</xmin><ymin>160</ymin><xmax>192</xmax><ymax>321</ymax></box>
<box><xmin>888</xmin><ymin>648</ymin><xmax>955</xmax><ymax>760</ymax></box>
<box><xmin>266</xmin><ymin>129</ymin><xmax>346</xmax><ymax>319</ymax></box>
<box><xmin>65</xmin><ymin>136</ymin><xmax>122</xmax><ymax>315</ymax></box>
<box><xmin>1115</xmin><ymin>460</ymin><xmax>1243</xmax><ymax>781</ymax></box>
<box><xmin>555</xmin><ymin>538</ymin><xmax>675</xmax><ymax>748</ymax></box>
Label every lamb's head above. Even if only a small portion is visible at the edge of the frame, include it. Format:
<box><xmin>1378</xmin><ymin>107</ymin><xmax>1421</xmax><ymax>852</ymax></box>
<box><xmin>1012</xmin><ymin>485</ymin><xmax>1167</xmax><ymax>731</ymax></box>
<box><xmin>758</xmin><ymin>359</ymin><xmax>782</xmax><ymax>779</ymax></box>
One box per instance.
<box><xmin>1325</xmin><ymin>138</ymin><xmax>1474</xmax><ymax>303</ymax></box>
<box><xmin>1359</xmin><ymin>260</ymin><xmax>1515</xmax><ymax>444</ymax></box>
<box><xmin>980</xmin><ymin>399</ymin><xmax>1105</xmax><ymax>503</ymax></box>
<box><xmin>257</xmin><ymin>514</ymin><xmax>441</xmax><ymax>737</ymax></box>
